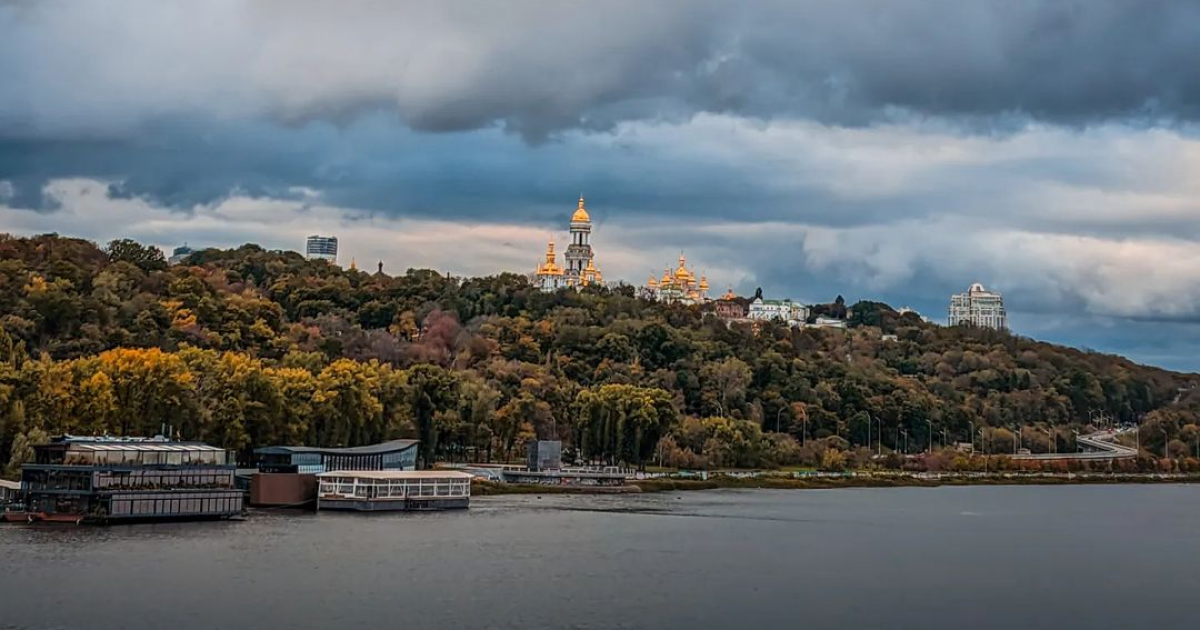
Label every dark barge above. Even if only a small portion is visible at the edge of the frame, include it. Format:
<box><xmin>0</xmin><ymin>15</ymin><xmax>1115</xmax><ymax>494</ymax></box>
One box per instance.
<box><xmin>16</xmin><ymin>435</ymin><xmax>244</xmax><ymax>524</ymax></box>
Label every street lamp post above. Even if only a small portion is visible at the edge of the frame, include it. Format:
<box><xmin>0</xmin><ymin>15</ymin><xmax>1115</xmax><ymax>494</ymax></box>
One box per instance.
<box><xmin>926</xmin><ymin>419</ymin><xmax>933</xmax><ymax>453</ymax></box>
<box><xmin>979</xmin><ymin>428</ymin><xmax>988</xmax><ymax>474</ymax></box>
<box><xmin>901</xmin><ymin>429</ymin><xmax>909</xmax><ymax>455</ymax></box>
<box><xmin>941</xmin><ymin>428</ymin><xmax>948</xmax><ymax>449</ymax></box>
<box><xmin>1159</xmin><ymin>424</ymin><xmax>1170</xmax><ymax>460</ymax></box>
<box><xmin>1040</xmin><ymin>426</ymin><xmax>1054</xmax><ymax>454</ymax></box>
<box><xmin>968</xmin><ymin>421</ymin><xmax>976</xmax><ymax>454</ymax></box>
<box><xmin>775</xmin><ymin>407</ymin><xmax>785</xmax><ymax>434</ymax></box>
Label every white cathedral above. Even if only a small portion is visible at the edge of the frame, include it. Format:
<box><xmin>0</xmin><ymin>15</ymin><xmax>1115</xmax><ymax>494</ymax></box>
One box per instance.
<box><xmin>533</xmin><ymin>196</ymin><xmax>603</xmax><ymax>292</ymax></box>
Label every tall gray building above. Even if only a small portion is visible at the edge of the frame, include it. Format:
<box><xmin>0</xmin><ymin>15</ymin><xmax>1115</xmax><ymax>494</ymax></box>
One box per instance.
<box><xmin>948</xmin><ymin>282</ymin><xmax>1007</xmax><ymax>330</ymax></box>
<box><xmin>305</xmin><ymin>235</ymin><xmax>338</xmax><ymax>262</ymax></box>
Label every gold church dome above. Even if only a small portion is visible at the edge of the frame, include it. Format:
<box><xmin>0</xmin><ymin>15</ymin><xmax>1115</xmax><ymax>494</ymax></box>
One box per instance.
<box><xmin>674</xmin><ymin>252</ymin><xmax>691</xmax><ymax>279</ymax></box>
<box><xmin>537</xmin><ymin>240</ymin><xmax>563</xmax><ymax>275</ymax></box>
<box><xmin>571</xmin><ymin>196</ymin><xmax>591</xmax><ymax>223</ymax></box>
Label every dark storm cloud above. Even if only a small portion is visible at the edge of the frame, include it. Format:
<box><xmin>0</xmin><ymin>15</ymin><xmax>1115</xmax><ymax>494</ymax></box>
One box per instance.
<box><xmin>6</xmin><ymin>0</ymin><xmax>1200</xmax><ymax>370</ymax></box>
<box><xmin>3</xmin><ymin>1</ymin><xmax>1200</xmax><ymax>141</ymax></box>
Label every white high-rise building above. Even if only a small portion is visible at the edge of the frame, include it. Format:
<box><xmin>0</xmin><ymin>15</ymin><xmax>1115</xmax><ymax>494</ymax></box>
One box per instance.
<box><xmin>306</xmin><ymin>235</ymin><xmax>338</xmax><ymax>262</ymax></box>
<box><xmin>948</xmin><ymin>283</ymin><xmax>1007</xmax><ymax>330</ymax></box>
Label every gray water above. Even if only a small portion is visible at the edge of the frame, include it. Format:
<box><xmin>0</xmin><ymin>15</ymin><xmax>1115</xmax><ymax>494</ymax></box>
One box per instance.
<box><xmin>2</xmin><ymin>485</ymin><xmax>1198</xmax><ymax>630</ymax></box>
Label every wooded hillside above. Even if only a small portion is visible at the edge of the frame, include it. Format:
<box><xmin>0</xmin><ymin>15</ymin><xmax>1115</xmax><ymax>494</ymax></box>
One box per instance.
<box><xmin>2</xmin><ymin>233</ymin><xmax>1197</xmax><ymax>475</ymax></box>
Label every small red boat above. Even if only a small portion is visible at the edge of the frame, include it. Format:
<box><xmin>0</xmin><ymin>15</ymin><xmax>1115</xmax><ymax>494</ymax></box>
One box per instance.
<box><xmin>31</xmin><ymin>512</ymin><xmax>85</xmax><ymax>524</ymax></box>
<box><xmin>2</xmin><ymin>511</ymin><xmax>31</xmax><ymax>523</ymax></box>
<box><xmin>3</xmin><ymin>511</ymin><xmax>83</xmax><ymax>524</ymax></box>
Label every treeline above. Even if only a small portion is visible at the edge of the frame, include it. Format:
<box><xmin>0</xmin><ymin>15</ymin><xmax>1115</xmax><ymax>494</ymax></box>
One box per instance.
<box><xmin>1</xmin><ymin>233</ymin><xmax>1198</xmax><ymax>475</ymax></box>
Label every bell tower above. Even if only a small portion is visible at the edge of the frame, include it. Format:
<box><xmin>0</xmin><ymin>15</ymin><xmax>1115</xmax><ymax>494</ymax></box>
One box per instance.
<box><xmin>564</xmin><ymin>196</ymin><xmax>594</xmax><ymax>285</ymax></box>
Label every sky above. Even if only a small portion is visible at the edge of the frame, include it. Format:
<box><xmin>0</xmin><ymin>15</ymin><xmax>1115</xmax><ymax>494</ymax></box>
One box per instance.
<box><xmin>3</xmin><ymin>0</ymin><xmax>1200</xmax><ymax>371</ymax></box>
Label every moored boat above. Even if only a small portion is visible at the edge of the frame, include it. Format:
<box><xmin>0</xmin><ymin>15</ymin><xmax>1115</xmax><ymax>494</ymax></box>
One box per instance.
<box><xmin>316</xmin><ymin>470</ymin><xmax>473</xmax><ymax>512</ymax></box>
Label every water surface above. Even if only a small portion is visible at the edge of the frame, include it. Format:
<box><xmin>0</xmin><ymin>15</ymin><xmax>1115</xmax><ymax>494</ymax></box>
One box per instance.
<box><xmin>2</xmin><ymin>485</ymin><xmax>1196</xmax><ymax>630</ymax></box>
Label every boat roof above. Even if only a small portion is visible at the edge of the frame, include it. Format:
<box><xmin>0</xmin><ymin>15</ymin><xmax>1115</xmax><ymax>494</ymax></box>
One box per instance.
<box><xmin>255</xmin><ymin>439</ymin><xmax>418</xmax><ymax>456</ymax></box>
<box><xmin>42</xmin><ymin>435</ymin><xmax>226</xmax><ymax>452</ymax></box>
<box><xmin>316</xmin><ymin>470</ymin><xmax>474</xmax><ymax>480</ymax></box>
<box><xmin>67</xmin><ymin>443</ymin><xmax>226</xmax><ymax>452</ymax></box>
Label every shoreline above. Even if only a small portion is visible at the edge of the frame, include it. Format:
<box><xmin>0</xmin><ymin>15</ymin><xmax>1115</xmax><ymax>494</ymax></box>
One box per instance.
<box><xmin>474</xmin><ymin>473</ymin><xmax>1200</xmax><ymax>496</ymax></box>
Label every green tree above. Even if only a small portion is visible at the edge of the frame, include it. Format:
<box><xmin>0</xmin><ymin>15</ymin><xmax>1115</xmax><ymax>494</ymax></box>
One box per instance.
<box><xmin>405</xmin><ymin>364</ymin><xmax>460</xmax><ymax>468</ymax></box>
<box><xmin>105</xmin><ymin>239</ymin><xmax>167</xmax><ymax>273</ymax></box>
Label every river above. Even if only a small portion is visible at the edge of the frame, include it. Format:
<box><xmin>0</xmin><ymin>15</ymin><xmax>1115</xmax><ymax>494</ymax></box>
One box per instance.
<box><xmin>2</xmin><ymin>484</ymin><xmax>1197</xmax><ymax>630</ymax></box>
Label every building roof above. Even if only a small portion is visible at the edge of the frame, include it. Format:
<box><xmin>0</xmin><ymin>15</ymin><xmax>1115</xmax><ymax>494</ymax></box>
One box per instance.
<box><xmin>70</xmin><ymin>443</ymin><xmax>226</xmax><ymax>453</ymax></box>
<box><xmin>316</xmin><ymin>470</ymin><xmax>473</xmax><ymax>480</ymax></box>
<box><xmin>0</xmin><ymin>479</ymin><xmax>20</xmax><ymax>491</ymax></box>
<box><xmin>44</xmin><ymin>435</ymin><xmax>226</xmax><ymax>452</ymax></box>
<box><xmin>255</xmin><ymin>439</ymin><xmax>419</xmax><ymax>456</ymax></box>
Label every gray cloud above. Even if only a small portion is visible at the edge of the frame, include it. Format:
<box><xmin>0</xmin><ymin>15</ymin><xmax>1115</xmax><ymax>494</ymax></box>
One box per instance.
<box><xmin>5</xmin><ymin>0</ymin><xmax>1200</xmax><ymax>370</ymax></box>
<box><xmin>3</xmin><ymin>1</ymin><xmax>1200</xmax><ymax>141</ymax></box>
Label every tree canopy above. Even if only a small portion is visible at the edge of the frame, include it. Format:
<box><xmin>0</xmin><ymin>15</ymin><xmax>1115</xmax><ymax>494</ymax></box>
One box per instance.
<box><xmin>1</xmin><ymin>233</ymin><xmax>1198</xmax><ymax>475</ymax></box>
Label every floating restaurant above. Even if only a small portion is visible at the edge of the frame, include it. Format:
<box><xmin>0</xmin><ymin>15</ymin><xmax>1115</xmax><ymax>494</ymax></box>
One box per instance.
<box><xmin>15</xmin><ymin>435</ymin><xmax>243</xmax><ymax>524</ymax></box>
<box><xmin>316</xmin><ymin>470</ymin><xmax>473</xmax><ymax>512</ymax></box>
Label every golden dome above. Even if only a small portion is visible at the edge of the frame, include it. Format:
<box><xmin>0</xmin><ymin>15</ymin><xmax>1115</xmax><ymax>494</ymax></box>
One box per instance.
<box><xmin>674</xmin><ymin>252</ymin><xmax>691</xmax><ymax>280</ymax></box>
<box><xmin>661</xmin><ymin>269</ymin><xmax>672</xmax><ymax>285</ymax></box>
<box><xmin>538</xmin><ymin>240</ymin><xmax>563</xmax><ymax>275</ymax></box>
<box><xmin>647</xmin><ymin>275</ymin><xmax>658</xmax><ymax>288</ymax></box>
<box><xmin>699</xmin><ymin>274</ymin><xmax>709</xmax><ymax>290</ymax></box>
<box><xmin>571</xmin><ymin>196</ymin><xmax>591</xmax><ymax>223</ymax></box>
<box><xmin>721</xmin><ymin>287</ymin><xmax>736</xmax><ymax>300</ymax></box>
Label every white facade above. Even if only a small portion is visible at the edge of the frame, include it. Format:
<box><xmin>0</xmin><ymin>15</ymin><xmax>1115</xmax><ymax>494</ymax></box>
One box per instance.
<box><xmin>810</xmin><ymin>317</ymin><xmax>847</xmax><ymax>329</ymax></box>
<box><xmin>948</xmin><ymin>282</ymin><xmax>1007</xmax><ymax>330</ymax></box>
<box><xmin>306</xmin><ymin>235</ymin><xmax>339</xmax><ymax>262</ymax></box>
<box><xmin>748</xmin><ymin>298</ymin><xmax>809</xmax><ymax>326</ymax></box>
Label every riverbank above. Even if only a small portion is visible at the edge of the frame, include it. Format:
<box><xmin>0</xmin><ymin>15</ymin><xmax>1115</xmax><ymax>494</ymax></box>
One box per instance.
<box><xmin>474</xmin><ymin>473</ymin><xmax>1200</xmax><ymax>496</ymax></box>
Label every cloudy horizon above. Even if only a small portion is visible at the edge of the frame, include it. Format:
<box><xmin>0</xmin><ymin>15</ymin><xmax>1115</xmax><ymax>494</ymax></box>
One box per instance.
<box><xmin>4</xmin><ymin>0</ymin><xmax>1200</xmax><ymax>370</ymax></box>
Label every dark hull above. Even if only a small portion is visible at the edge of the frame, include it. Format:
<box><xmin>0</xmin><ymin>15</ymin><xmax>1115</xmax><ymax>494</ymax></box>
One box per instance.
<box><xmin>11</xmin><ymin>511</ymin><xmax>242</xmax><ymax>525</ymax></box>
<box><xmin>318</xmin><ymin>497</ymin><xmax>469</xmax><ymax>512</ymax></box>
